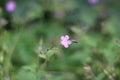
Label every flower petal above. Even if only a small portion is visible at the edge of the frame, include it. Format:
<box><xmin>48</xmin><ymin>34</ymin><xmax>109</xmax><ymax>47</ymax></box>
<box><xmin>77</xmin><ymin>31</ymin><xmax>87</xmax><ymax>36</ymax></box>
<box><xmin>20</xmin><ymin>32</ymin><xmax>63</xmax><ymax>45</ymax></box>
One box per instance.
<box><xmin>61</xmin><ymin>41</ymin><xmax>65</xmax><ymax>45</ymax></box>
<box><xmin>67</xmin><ymin>40</ymin><xmax>72</xmax><ymax>45</ymax></box>
<box><xmin>64</xmin><ymin>43</ymin><xmax>69</xmax><ymax>48</ymax></box>
<box><xmin>61</xmin><ymin>36</ymin><xmax>65</xmax><ymax>40</ymax></box>
<box><xmin>65</xmin><ymin>35</ymin><xmax>69</xmax><ymax>40</ymax></box>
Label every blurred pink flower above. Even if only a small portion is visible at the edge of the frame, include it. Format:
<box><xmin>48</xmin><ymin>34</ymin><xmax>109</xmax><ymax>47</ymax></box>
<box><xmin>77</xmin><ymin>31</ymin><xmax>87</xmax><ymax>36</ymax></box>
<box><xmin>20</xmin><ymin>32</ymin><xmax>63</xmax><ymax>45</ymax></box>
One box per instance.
<box><xmin>53</xmin><ymin>11</ymin><xmax>62</xmax><ymax>19</ymax></box>
<box><xmin>88</xmin><ymin>0</ymin><xmax>99</xmax><ymax>4</ymax></box>
<box><xmin>60</xmin><ymin>35</ymin><xmax>72</xmax><ymax>48</ymax></box>
<box><xmin>6</xmin><ymin>0</ymin><xmax>16</xmax><ymax>12</ymax></box>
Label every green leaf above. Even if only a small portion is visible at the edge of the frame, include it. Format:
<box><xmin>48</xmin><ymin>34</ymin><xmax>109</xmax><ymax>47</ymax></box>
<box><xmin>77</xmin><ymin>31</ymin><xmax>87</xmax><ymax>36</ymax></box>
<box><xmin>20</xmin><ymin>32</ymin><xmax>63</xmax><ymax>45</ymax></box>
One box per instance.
<box><xmin>96</xmin><ymin>72</ymin><xmax>105</xmax><ymax>80</ymax></box>
<box><xmin>47</xmin><ymin>48</ymin><xmax>57</xmax><ymax>58</ymax></box>
<box><xmin>38</xmin><ymin>53</ymin><xmax>47</xmax><ymax>59</ymax></box>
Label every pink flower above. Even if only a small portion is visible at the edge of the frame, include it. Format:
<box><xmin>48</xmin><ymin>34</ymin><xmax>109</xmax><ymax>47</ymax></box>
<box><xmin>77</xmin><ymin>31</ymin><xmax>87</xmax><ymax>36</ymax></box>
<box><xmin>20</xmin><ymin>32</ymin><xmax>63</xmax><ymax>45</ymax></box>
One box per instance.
<box><xmin>53</xmin><ymin>11</ymin><xmax>62</xmax><ymax>19</ymax></box>
<box><xmin>6</xmin><ymin>0</ymin><xmax>16</xmax><ymax>12</ymax></box>
<box><xmin>60</xmin><ymin>35</ymin><xmax>72</xmax><ymax>48</ymax></box>
<box><xmin>88</xmin><ymin>0</ymin><xmax>99</xmax><ymax>4</ymax></box>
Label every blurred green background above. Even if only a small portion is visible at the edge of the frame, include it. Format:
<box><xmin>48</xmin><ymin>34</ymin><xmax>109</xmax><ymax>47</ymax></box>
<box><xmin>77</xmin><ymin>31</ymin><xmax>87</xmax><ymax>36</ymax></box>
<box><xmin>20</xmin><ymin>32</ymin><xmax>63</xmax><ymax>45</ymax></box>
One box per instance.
<box><xmin>0</xmin><ymin>0</ymin><xmax>120</xmax><ymax>80</ymax></box>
